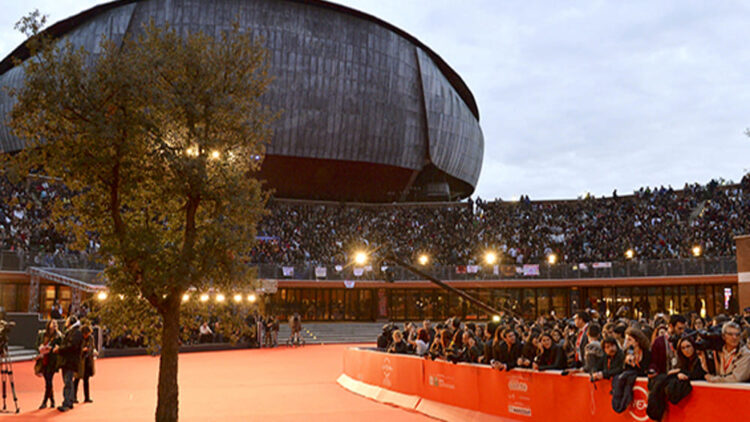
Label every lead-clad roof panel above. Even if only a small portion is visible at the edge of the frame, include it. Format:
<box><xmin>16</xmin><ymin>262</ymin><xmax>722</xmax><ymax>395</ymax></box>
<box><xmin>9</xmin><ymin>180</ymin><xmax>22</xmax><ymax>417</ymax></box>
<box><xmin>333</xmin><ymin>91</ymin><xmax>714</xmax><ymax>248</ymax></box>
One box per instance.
<box><xmin>0</xmin><ymin>0</ymin><xmax>482</xmax><ymax>191</ymax></box>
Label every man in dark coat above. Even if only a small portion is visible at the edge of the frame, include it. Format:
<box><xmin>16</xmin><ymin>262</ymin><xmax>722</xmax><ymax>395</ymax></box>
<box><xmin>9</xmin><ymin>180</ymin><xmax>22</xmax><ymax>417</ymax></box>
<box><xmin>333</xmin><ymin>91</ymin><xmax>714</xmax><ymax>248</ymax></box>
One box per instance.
<box><xmin>53</xmin><ymin>316</ymin><xmax>83</xmax><ymax>412</ymax></box>
<box><xmin>649</xmin><ymin>314</ymin><xmax>687</xmax><ymax>374</ymax></box>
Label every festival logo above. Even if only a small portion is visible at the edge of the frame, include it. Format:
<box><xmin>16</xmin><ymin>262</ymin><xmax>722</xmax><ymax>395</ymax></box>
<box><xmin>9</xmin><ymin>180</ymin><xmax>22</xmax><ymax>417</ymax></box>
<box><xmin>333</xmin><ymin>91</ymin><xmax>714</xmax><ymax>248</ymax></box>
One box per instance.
<box><xmin>629</xmin><ymin>386</ymin><xmax>649</xmax><ymax>422</ymax></box>
<box><xmin>507</xmin><ymin>374</ymin><xmax>532</xmax><ymax>417</ymax></box>
<box><xmin>382</xmin><ymin>357</ymin><xmax>393</xmax><ymax>387</ymax></box>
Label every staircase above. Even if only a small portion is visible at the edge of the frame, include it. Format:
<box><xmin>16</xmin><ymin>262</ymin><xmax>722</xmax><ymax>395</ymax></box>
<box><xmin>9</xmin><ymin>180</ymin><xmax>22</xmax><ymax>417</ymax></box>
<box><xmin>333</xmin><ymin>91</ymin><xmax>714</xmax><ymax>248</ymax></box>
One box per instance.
<box><xmin>276</xmin><ymin>322</ymin><xmax>385</xmax><ymax>345</ymax></box>
<box><xmin>6</xmin><ymin>345</ymin><xmax>37</xmax><ymax>363</ymax></box>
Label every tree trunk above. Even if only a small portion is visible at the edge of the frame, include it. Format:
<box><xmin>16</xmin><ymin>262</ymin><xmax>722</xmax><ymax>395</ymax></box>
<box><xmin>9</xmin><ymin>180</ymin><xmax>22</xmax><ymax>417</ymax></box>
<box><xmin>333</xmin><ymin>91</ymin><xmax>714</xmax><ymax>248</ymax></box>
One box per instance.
<box><xmin>156</xmin><ymin>294</ymin><xmax>180</xmax><ymax>422</ymax></box>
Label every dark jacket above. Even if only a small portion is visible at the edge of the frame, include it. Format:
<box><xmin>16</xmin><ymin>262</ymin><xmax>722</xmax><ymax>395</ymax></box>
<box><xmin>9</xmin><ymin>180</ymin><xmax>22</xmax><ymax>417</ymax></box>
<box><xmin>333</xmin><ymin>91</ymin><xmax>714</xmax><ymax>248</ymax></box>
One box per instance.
<box><xmin>536</xmin><ymin>345</ymin><xmax>566</xmax><ymax>370</ymax></box>
<box><xmin>57</xmin><ymin>325</ymin><xmax>83</xmax><ymax>371</ymax></box>
<box><xmin>624</xmin><ymin>349</ymin><xmax>651</xmax><ymax>376</ymax></box>
<box><xmin>601</xmin><ymin>349</ymin><xmax>625</xmax><ymax>379</ymax></box>
<box><xmin>35</xmin><ymin>329</ymin><xmax>62</xmax><ymax>373</ymax></box>
<box><xmin>496</xmin><ymin>341</ymin><xmax>523</xmax><ymax>369</ymax></box>
<box><xmin>77</xmin><ymin>333</ymin><xmax>96</xmax><ymax>379</ymax></box>
<box><xmin>387</xmin><ymin>340</ymin><xmax>409</xmax><ymax>354</ymax></box>
<box><xmin>649</xmin><ymin>335</ymin><xmax>675</xmax><ymax>374</ymax></box>
<box><xmin>679</xmin><ymin>357</ymin><xmax>707</xmax><ymax>381</ymax></box>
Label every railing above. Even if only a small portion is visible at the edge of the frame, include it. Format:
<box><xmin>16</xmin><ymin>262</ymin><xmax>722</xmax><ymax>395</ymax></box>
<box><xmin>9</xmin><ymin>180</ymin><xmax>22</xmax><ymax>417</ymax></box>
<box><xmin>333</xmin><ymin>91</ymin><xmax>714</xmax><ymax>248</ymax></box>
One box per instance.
<box><xmin>254</xmin><ymin>256</ymin><xmax>737</xmax><ymax>281</ymax></box>
<box><xmin>2</xmin><ymin>250</ymin><xmax>737</xmax><ymax>281</ymax></box>
<box><xmin>0</xmin><ymin>250</ymin><xmax>104</xmax><ymax>272</ymax></box>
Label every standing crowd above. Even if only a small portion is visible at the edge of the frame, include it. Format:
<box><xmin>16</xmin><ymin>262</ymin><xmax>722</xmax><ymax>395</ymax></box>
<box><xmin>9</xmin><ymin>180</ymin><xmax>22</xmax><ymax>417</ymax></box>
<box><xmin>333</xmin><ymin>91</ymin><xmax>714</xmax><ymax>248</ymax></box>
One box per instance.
<box><xmin>378</xmin><ymin>308</ymin><xmax>750</xmax><ymax>420</ymax></box>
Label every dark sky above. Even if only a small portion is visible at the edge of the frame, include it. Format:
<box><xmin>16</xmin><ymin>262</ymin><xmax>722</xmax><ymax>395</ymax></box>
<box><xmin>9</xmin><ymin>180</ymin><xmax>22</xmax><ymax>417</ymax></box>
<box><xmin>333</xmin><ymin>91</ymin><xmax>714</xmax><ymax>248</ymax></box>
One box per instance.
<box><xmin>2</xmin><ymin>0</ymin><xmax>749</xmax><ymax>200</ymax></box>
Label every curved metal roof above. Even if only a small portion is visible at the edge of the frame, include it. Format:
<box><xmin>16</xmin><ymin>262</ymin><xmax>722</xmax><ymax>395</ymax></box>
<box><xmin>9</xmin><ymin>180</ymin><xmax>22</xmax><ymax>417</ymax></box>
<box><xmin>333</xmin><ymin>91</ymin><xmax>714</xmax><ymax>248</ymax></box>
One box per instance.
<box><xmin>0</xmin><ymin>0</ymin><xmax>479</xmax><ymax>120</ymax></box>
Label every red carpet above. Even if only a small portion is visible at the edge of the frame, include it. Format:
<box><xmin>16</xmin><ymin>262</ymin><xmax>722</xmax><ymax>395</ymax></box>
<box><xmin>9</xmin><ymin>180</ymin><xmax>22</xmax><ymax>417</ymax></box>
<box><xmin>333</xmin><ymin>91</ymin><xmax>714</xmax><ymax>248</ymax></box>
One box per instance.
<box><xmin>5</xmin><ymin>344</ymin><xmax>433</xmax><ymax>421</ymax></box>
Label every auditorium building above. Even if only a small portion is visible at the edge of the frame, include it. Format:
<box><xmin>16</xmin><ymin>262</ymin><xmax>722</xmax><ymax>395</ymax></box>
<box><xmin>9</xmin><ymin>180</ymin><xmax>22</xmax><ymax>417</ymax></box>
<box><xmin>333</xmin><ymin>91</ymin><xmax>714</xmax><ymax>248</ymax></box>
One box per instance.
<box><xmin>0</xmin><ymin>0</ymin><xmax>744</xmax><ymax>320</ymax></box>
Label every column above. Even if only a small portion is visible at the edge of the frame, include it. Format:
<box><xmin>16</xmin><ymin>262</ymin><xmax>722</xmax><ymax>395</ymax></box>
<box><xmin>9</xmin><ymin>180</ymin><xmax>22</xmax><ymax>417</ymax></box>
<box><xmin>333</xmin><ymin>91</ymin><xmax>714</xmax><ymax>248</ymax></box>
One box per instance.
<box><xmin>735</xmin><ymin>235</ymin><xmax>750</xmax><ymax>312</ymax></box>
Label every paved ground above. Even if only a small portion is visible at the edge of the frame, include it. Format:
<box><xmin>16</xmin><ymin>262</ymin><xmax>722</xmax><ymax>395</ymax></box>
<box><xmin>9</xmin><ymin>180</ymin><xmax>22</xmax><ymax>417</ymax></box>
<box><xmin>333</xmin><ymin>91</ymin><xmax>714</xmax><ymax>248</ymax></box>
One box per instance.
<box><xmin>5</xmin><ymin>344</ymin><xmax>433</xmax><ymax>421</ymax></box>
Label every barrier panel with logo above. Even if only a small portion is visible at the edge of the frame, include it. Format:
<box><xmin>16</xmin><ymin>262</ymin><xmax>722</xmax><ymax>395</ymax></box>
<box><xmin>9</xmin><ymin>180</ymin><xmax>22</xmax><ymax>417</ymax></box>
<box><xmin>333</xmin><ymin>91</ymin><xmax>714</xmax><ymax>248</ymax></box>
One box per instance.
<box><xmin>340</xmin><ymin>347</ymin><xmax>750</xmax><ymax>422</ymax></box>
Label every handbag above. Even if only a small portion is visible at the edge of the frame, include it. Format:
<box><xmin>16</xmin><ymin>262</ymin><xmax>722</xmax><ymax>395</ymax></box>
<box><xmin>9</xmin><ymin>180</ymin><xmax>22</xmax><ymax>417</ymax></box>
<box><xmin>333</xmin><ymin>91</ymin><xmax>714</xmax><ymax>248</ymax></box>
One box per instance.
<box><xmin>33</xmin><ymin>357</ymin><xmax>44</xmax><ymax>377</ymax></box>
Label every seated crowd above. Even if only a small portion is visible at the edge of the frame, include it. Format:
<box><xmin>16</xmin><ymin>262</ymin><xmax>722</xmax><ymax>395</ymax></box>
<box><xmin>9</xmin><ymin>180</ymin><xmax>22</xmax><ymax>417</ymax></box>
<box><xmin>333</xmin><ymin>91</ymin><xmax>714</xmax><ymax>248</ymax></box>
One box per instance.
<box><xmin>377</xmin><ymin>308</ymin><xmax>750</xmax><ymax>420</ymax></box>
<box><xmin>3</xmin><ymin>174</ymin><xmax>750</xmax><ymax>269</ymax></box>
<box><xmin>252</xmin><ymin>175</ymin><xmax>750</xmax><ymax>266</ymax></box>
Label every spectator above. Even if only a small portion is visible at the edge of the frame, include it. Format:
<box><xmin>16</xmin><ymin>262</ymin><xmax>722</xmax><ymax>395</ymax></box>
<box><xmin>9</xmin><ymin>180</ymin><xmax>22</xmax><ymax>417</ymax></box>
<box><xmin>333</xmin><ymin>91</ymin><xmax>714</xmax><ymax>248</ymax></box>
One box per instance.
<box><xmin>705</xmin><ymin>322</ymin><xmax>750</xmax><ymax>383</ymax></box>
<box><xmin>533</xmin><ymin>332</ymin><xmax>566</xmax><ymax>370</ymax></box>
<box><xmin>591</xmin><ymin>337</ymin><xmax>624</xmax><ymax>380</ymax></box>
<box><xmin>649</xmin><ymin>314</ymin><xmax>687</xmax><ymax>375</ymax></box>
<box><xmin>387</xmin><ymin>330</ymin><xmax>409</xmax><ymax>354</ymax></box>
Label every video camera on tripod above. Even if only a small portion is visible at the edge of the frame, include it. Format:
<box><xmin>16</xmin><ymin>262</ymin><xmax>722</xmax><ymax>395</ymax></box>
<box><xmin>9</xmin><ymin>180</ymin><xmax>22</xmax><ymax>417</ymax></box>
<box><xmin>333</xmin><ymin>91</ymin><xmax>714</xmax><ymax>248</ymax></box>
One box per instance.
<box><xmin>0</xmin><ymin>307</ymin><xmax>19</xmax><ymax>413</ymax></box>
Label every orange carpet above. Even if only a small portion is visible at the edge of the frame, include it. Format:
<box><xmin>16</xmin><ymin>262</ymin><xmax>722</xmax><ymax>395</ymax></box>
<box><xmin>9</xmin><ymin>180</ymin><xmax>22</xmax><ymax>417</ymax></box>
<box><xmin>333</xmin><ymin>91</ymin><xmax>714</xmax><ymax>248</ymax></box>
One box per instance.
<box><xmin>4</xmin><ymin>344</ymin><xmax>433</xmax><ymax>421</ymax></box>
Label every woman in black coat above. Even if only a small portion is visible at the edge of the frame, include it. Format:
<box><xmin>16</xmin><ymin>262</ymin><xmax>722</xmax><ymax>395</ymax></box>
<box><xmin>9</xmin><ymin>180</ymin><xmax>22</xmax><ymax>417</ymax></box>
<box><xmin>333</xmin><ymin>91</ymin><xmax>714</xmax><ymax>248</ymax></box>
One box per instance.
<box><xmin>36</xmin><ymin>319</ymin><xmax>62</xmax><ymax>409</ymax></box>
<box><xmin>534</xmin><ymin>332</ymin><xmax>566</xmax><ymax>370</ymax></box>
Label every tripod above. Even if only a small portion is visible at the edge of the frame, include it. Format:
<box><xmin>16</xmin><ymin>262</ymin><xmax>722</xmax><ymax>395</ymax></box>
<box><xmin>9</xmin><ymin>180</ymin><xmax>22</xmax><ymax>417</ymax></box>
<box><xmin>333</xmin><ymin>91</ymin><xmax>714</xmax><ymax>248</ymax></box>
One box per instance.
<box><xmin>0</xmin><ymin>343</ymin><xmax>20</xmax><ymax>413</ymax></box>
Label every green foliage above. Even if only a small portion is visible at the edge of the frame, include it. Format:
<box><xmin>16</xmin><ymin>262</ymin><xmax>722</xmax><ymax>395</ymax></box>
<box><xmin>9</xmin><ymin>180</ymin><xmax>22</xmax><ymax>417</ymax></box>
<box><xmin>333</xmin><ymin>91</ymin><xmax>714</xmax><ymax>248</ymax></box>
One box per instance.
<box><xmin>6</xmin><ymin>12</ymin><xmax>275</xmax><ymax>421</ymax></box>
<box><xmin>7</xmin><ymin>16</ymin><xmax>274</xmax><ymax>314</ymax></box>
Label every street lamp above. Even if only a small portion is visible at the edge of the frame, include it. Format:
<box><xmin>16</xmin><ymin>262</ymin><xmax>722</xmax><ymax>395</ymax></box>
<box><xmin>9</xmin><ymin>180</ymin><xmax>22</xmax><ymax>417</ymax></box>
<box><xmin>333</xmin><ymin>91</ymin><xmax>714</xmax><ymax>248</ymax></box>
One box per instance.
<box><xmin>247</xmin><ymin>293</ymin><xmax>257</xmax><ymax>303</ymax></box>
<box><xmin>233</xmin><ymin>294</ymin><xmax>243</xmax><ymax>303</ymax></box>
<box><xmin>625</xmin><ymin>249</ymin><xmax>634</xmax><ymax>259</ymax></box>
<box><xmin>200</xmin><ymin>293</ymin><xmax>209</xmax><ymax>303</ymax></box>
<box><xmin>216</xmin><ymin>293</ymin><xmax>225</xmax><ymax>303</ymax></box>
<box><xmin>96</xmin><ymin>291</ymin><xmax>108</xmax><ymax>301</ymax></box>
<box><xmin>547</xmin><ymin>253</ymin><xmax>557</xmax><ymax>265</ymax></box>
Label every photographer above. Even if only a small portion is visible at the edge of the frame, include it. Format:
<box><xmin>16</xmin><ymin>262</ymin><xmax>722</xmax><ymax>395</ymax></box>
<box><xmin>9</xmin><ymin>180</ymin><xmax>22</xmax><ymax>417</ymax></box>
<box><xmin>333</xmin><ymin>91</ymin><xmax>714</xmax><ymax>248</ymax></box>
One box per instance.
<box><xmin>376</xmin><ymin>324</ymin><xmax>394</xmax><ymax>350</ymax></box>
<box><xmin>705</xmin><ymin>322</ymin><xmax>750</xmax><ymax>383</ymax></box>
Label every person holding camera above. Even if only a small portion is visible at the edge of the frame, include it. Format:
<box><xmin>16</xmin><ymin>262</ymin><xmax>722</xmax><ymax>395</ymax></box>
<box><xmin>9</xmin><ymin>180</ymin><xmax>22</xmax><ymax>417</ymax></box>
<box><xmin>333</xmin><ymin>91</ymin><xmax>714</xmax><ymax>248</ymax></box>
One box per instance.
<box><xmin>611</xmin><ymin>327</ymin><xmax>651</xmax><ymax>413</ymax></box>
<box><xmin>36</xmin><ymin>319</ymin><xmax>62</xmax><ymax>409</ymax></box>
<box><xmin>704</xmin><ymin>321</ymin><xmax>750</xmax><ymax>383</ymax></box>
<box><xmin>646</xmin><ymin>334</ymin><xmax>705</xmax><ymax>420</ymax></box>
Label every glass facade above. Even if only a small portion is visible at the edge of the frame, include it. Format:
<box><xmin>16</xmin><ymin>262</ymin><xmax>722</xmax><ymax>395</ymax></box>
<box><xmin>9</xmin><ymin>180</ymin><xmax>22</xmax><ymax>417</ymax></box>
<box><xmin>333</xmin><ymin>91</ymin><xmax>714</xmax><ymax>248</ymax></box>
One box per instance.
<box><xmin>267</xmin><ymin>284</ymin><xmax>738</xmax><ymax>322</ymax></box>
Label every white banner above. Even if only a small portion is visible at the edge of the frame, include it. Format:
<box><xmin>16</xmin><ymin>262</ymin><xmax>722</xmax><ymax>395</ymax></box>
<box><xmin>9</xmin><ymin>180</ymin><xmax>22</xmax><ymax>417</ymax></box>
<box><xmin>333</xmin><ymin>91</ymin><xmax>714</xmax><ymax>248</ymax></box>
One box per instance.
<box><xmin>592</xmin><ymin>262</ymin><xmax>612</xmax><ymax>269</ymax></box>
<box><xmin>353</xmin><ymin>267</ymin><xmax>364</xmax><ymax>277</ymax></box>
<box><xmin>467</xmin><ymin>265</ymin><xmax>480</xmax><ymax>274</ymax></box>
<box><xmin>315</xmin><ymin>267</ymin><xmax>327</xmax><ymax>278</ymax></box>
<box><xmin>522</xmin><ymin>264</ymin><xmax>540</xmax><ymax>276</ymax></box>
<box><xmin>344</xmin><ymin>280</ymin><xmax>355</xmax><ymax>288</ymax></box>
<box><xmin>335</xmin><ymin>265</ymin><xmax>343</xmax><ymax>272</ymax></box>
<box><xmin>282</xmin><ymin>266</ymin><xmax>294</xmax><ymax>277</ymax></box>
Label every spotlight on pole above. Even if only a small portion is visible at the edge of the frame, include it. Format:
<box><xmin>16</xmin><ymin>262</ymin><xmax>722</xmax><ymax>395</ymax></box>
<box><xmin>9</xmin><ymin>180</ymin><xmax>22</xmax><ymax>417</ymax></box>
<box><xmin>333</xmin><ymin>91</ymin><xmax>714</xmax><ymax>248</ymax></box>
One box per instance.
<box><xmin>625</xmin><ymin>249</ymin><xmax>634</xmax><ymax>259</ymax></box>
<box><xmin>216</xmin><ymin>293</ymin><xmax>225</xmax><ymax>303</ymax></box>
<box><xmin>97</xmin><ymin>291</ymin><xmax>108</xmax><ymax>301</ymax></box>
<box><xmin>547</xmin><ymin>254</ymin><xmax>557</xmax><ymax>265</ymax></box>
<box><xmin>247</xmin><ymin>293</ymin><xmax>257</xmax><ymax>303</ymax></box>
<box><xmin>492</xmin><ymin>315</ymin><xmax>501</xmax><ymax>323</ymax></box>
<box><xmin>182</xmin><ymin>293</ymin><xmax>190</xmax><ymax>303</ymax></box>
<box><xmin>233</xmin><ymin>294</ymin><xmax>243</xmax><ymax>303</ymax></box>
<box><xmin>200</xmin><ymin>293</ymin><xmax>209</xmax><ymax>303</ymax></box>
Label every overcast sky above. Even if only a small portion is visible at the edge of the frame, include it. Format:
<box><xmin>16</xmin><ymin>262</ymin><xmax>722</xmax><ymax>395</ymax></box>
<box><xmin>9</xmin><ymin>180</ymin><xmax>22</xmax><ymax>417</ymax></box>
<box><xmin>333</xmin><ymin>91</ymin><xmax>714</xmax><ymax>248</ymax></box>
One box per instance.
<box><xmin>2</xmin><ymin>0</ymin><xmax>750</xmax><ymax>200</ymax></box>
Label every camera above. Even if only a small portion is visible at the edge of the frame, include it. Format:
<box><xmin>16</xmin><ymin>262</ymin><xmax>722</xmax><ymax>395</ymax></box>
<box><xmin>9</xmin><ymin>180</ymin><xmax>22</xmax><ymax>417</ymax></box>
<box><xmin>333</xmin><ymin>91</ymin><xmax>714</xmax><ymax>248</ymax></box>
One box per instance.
<box><xmin>682</xmin><ymin>327</ymin><xmax>724</xmax><ymax>351</ymax></box>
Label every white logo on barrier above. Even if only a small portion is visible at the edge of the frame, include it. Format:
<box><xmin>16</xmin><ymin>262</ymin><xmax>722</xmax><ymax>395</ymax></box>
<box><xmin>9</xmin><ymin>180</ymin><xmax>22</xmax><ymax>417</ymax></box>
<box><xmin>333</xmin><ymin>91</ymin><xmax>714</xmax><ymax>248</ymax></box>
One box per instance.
<box><xmin>629</xmin><ymin>386</ymin><xmax>649</xmax><ymax>422</ymax></box>
<box><xmin>382</xmin><ymin>357</ymin><xmax>393</xmax><ymax>387</ymax></box>
<box><xmin>508</xmin><ymin>379</ymin><xmax>528</xmax><ymax>392</ymax></box>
